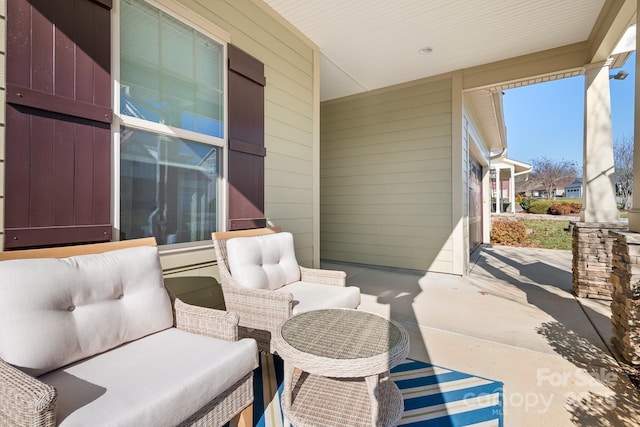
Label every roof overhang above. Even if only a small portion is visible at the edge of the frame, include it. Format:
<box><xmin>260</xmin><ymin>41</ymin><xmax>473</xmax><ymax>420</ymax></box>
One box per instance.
<box><xmin>491</xmin><ymin>157</ymin><xmax>533</xmax><ymax>179</ymax></box>
<box><xmin>465</xmin><ymin>89</ymin><xmax>507</xmax><ymax>156</ymax></box>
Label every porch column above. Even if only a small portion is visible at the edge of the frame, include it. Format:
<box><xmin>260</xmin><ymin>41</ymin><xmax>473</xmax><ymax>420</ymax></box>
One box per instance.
<box><xmin>628</xmin><ymin>16</ymin><xmax>640</xmax><ymax>231</ymax></box>
<box><xmin>509</xmin><ymin>165</ymin><xmax>516</xmax><ymax>213</ymax></box>
<box><xmin>605</xmin><ymin>10</ymin><xmax>640</xmax><ymax>364</ymax></box>
<box><xmin>495</xmin><ymin>166</ymin><xmax>503</xmax><ymax>213</ymax></box>
<box><xmin>580</xmin><ymin>62</ymin><xmax>620</xmax><ymax>223</ymax></box>
<box><xmin>572</xmin><ymin>61</ymin><xmax>623</xmax><ymax>301</ymax></box>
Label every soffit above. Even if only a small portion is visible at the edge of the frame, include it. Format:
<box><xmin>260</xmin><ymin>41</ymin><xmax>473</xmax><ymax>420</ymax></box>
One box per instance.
<box><xmin>466</xmin><ymin>89</ymin><xmax>505</xmax><ymax>154</ymax></box>
<box><xmin>262</xmin><ymin>0</ymin><xmax>607</xmax><ymax>102</ymax></box>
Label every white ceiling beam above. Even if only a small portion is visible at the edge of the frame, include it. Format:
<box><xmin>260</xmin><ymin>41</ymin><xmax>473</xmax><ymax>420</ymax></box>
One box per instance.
<box><xmin>460</xmin><ymin>0</ymin><xmax>637</xmax><ymax>91</ymax></box>
<box><xmin>588</xmin><ymin>0</ymin><xmax>637</xmax><ymax>63</ymax></box>
<box><xmin>461</xmin><ymin>42</ymin><xmax>591</xmax><ymax>91</ymax></box>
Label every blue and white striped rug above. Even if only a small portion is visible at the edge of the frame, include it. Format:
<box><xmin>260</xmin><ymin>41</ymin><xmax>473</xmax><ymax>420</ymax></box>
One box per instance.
<box><xmin>252</xmin><ymin>353</ymin><xmax>503</xmax><ymax>427</ymax></box>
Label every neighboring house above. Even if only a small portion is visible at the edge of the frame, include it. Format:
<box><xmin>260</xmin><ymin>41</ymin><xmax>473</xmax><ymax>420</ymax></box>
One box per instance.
<box><xmin>565</xmin><ymin>178</ymin><xmax>584</xmax><ymax>199</ymax></box>
<box><xmin>530</xmin><ymin>187</ymin><xmax>555</xmax><ymax>199</ymax></box>
<box><xmin>0</xmin><ymin>1</ymin><xmax>635</xmax><ymax>277</ymax></box>
<box><xmin>530</xmin><ymin>176</ymin><xmax>578</xmax><ymax>199</ymax></box>
<box><xmin>531</xmin><ymin>188</ymin><xmax>548</xmax><ymax>198</ymax></box>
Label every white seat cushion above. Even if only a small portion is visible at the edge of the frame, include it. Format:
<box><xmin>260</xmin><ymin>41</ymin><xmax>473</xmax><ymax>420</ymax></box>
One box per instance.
<box><xmin>39</xmin><ymin>328</ymin><xmax>258</xmax><ymax>427</ymax></box>
<box><xmin>275</xmin><ymin>281</ymin><xmax>361</xmax><ymax>314</ymax></box>
<box><xmin>227</xmin><ymin>232</ymin><xmax>300</xmax><ymax>290</ymax></box>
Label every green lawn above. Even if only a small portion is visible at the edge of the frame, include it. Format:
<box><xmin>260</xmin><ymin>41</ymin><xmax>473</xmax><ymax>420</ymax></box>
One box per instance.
<box><xmin>519</xmin><ymin>219</ymin><xmax>573</xmax><ymax>250</ymax></box>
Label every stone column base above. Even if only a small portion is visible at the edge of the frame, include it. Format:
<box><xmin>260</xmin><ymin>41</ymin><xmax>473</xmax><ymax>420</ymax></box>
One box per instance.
<box><xmin>571</xmin><ymin>222</ymin><xmax>627</xmax><ymax>299</ymax></box>
<box><xmin>610</xmin><ymin>231</ymin><xmax>640</xmax><ymax>365</ymax></box>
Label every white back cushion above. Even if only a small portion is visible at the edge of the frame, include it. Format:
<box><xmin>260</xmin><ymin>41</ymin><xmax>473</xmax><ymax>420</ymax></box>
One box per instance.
<box><xmin>227</xmin><ymin>232</ymin><xmax>300</xmax><ymax>290</ymax></box>
<box><xmin>0</xmin><ymin>246</ymin><xmax>173</xmax><ymax>376</ymax></box>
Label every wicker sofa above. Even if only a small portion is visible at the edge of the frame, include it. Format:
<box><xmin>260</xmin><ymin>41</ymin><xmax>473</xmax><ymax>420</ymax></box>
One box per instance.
<box><xmin>0</xmin><ymin>238</ymin><xmax>258</xmax><ymax>427</ymax></box>
<box><xmin>212</xmin><ymin>228</ymin><xmax>361</xmax><ymax>353</ymax></box>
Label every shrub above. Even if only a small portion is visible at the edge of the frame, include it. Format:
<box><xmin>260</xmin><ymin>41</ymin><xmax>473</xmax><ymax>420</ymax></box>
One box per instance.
<box><xmin>548</xmin><ymin>201</ymin><xmax>582</xmax><ymax>215</ymax></box>
<box><xmin>491</xmin><ymin>220</ymin><xmax>527</xmax><ymax>245</ymax></box>
<box><xmin>519</xmin><ymin>197</ymin><xmax>532</xmax><ymax>211</ymax></box>
<box><xmin>528</xmin><ymin>200</ymin><xmax>553</xmax><ymax>214</ymax></box>
<box><xmin>569</xmin><ymin>202</ymin><xmax>582</xmax><ymax>213</ymax></box>
<box><xmin>549</xmin><ymin>202</ymin><xmax>572</xmax><ymax>215</ymax></box>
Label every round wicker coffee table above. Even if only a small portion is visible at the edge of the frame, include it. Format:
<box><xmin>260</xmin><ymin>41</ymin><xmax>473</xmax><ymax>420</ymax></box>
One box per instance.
<box><xmin>273</xmin><ymin>308</ymin><xmax>410</xmax><ymax>427</ymax></box>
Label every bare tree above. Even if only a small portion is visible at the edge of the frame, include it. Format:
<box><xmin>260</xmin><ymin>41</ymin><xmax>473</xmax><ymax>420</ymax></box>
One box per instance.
<box><xmin>528</xmin><ymin>157</ymin><xmax>578</xmax><ymax>200</ymax></box>
<box><xmin>515</xmin><ymin>174</ymin><xmax>535</xmax><ymax>197</ymax></box>
<box><xmin>614</xmin><ymin>135</ymin><xmax>633</xmax><ymax>210</ymax></box>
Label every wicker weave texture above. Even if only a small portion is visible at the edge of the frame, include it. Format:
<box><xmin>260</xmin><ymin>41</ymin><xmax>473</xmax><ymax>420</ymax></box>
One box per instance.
<box><xmin>274</xmin><ymin>309</ymin><xmax>409</xmax><ymax>427</ymax></box>
<box><xmin>285</xmin><ymin>372</ymin><xmax>403</xmax><ymax>427</ymax></box>
<box><xmin>174</xmin><ymin>298</ymin><xmax>239</xmax><ymax>342</ymax></box>
<box><xmin>212</xmin><ymin>229</ymin><xmax>349</xmax><ymax>354</ymax></box>
<box><xmin>0</xmin><ymin>358</ymin><xmax>57</xmax><ymax>427</ymax></box>
<box><xmin>0</xmin><ymin>297</ymin><xmax>254</xmax><ymax>427</ymax></box>
<box><xmin>275</xmin><ymin>309</ymin><xmax>409</xmax><ymax>378</ymax></box>
<box><xmin>0</xmin><ymin>238</ymin><xmax>254</xmax><ymax>427</ymax></box>
<box><xmin>178</xmin><ymin>372</ymin><xmax>253</xmax><ymax>427</ymax></box>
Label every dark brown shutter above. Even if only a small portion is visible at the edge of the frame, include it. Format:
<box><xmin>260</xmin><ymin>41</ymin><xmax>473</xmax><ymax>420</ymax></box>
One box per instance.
<box><xmin>227</xmin><ymin>45</ymin><xmax>267</xmax><ymax>231</ymax></box>
<box><xmin>5</xmin><ymin>0</ymin><xmax>113</xmax><ymax>249</ymax></box>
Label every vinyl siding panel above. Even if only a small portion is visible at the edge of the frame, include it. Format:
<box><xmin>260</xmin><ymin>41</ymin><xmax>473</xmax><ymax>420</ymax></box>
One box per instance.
<box><xmin>0</xmin><ymin>1</ymin><xmax>315</xmax><ymax>299</ymax></box>
<box><xmin>159</xmin><ymin>249</ymin><xmax>219</xmax><ymax>308</ymax></box>
<box><xmin>173</xmin><ymin>0</ymin><xmax>316</xmax><ymax>266</ymax></box>
<box><xmin>320</xmin><ymin>78</ymin><xmax>454</xmax><ymax>272</ymax></box>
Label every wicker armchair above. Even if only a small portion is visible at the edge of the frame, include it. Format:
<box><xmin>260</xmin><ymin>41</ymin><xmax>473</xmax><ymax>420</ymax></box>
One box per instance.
<box><xmin>0</xmin><ymin>238</ymin><xmax>256</xmax><ymax>427</ymax></box>
<box><xmin>212</xmin><ymin>228</ymin><xmax>361</xmax><ymax>353</ymax></box>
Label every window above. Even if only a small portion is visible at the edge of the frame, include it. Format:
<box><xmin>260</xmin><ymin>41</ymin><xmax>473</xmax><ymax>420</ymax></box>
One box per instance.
<box><xmin>120</xmin><ymin>128</ymin><xmax>220</xmax><ymax>244</ymax></box>
<box><xmin>118</xmin><ymin>0</ymin><xmax>225</xmax><ymax>244</ymax></box>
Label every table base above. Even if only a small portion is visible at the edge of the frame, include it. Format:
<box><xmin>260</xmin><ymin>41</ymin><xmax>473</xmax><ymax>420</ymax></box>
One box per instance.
<box><xmin>283</xmin><ymin>370</ymin><xmax>404</xmax><ymax>427</ymax></box>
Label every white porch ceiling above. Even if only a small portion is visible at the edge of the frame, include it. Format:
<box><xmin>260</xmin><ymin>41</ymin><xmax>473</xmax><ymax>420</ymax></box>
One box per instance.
<box><xmin>262</xmin><ymin>0</ymin><xmax>609</xmax><ymax>101</ymax></box>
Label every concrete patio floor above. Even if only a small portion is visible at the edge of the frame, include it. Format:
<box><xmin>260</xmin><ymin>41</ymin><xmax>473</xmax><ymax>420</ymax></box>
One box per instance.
<box><xmin>322</xmin><ymin>245</ymin><xmax>640</xmax><ymax>426</ymax></box>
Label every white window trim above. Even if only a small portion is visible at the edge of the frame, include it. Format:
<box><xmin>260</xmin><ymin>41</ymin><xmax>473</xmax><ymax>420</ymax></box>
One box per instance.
<box><xmin>148</xmin><ymin>0</ymin><xmax>230</xmax><ymax>45</ymax></box>
<box><xmin>111</xmin><ymin>0</ymin><xmax>230</xmax><ymax>242</ymax></box>
<box><xmin>120</xmin><ymin>116</ymin><xmax>226</xmax><ymax>148</ymax></box>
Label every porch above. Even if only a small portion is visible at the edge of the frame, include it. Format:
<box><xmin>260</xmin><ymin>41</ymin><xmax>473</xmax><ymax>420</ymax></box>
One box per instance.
<box><xmin>319</xmin><ymin>245</ymin><xmax>640</xmax><ymax>426</ymax></box>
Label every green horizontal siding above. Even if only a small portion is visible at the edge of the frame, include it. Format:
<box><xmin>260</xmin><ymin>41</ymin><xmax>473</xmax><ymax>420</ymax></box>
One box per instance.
<box><xmin>320</xmin><ymin>78</ymin><xmax>454</xmax><ymax>272</ymax></box>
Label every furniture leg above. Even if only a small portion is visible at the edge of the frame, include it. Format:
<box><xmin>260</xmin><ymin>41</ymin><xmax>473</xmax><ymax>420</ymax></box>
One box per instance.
<box><xmin>230</xmin><ymin>403</ymin><xmax>252</xmax><ymax>427</ymax></box>
<box><xmin>282</xmin><ymin>361</ymin><xmax>296</xmax><ymax>427</ymax></box>
<box><xmin>365</xmin><ymin>373</ymin><xmax>384</xmax><ymax>427</ymax></box>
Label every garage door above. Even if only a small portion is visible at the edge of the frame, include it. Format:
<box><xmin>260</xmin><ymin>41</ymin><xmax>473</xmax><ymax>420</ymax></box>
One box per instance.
<box><xmin>469</xmin><ymin>157</ymin><xmax>483</xmax><ymax>252</ymax></box>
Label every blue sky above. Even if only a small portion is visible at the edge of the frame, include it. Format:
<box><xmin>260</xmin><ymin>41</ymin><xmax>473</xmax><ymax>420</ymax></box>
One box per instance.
<box><xmin>503</xmin><ymin>51</ymin><xmax>636</xmax><ymax>170</ymax></box>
